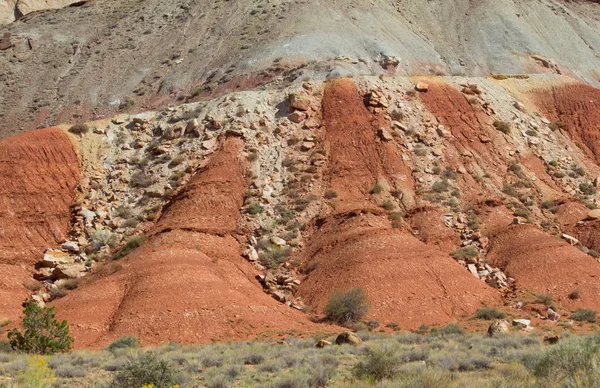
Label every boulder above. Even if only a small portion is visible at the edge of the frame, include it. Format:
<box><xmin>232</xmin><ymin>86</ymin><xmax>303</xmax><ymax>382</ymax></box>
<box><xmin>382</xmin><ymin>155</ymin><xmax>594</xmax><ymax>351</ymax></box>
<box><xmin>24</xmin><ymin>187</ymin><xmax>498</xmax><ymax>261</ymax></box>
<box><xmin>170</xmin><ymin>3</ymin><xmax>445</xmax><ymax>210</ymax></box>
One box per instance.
<box><xmin>315</xmin><ymin>339</ymin><xmax>332</xmax><ymax>348</ymax></box>
<box><xmin>52</xmin><ymin>264</ymin><xmax>86</xmax><ymax>280</ymax></box>
<box><xmin>415</xmin><ymin>82</ymin><xmax>429</xmax><ymax>92</ymax></box>
<box><xmin>41</xmin><ymin>249</ymin><xmax>74</xmax><ymax>268</ymax></box>
<box><xmin>512</xmin><ymin>319</ymin><xmax>532</xmax><ymax>329</ymax></box>
<box><xmin>378</xmin><ymin>128</ymin><xmax>394</xmax><ymax>142</ymax></box>
<box><xmin>335</xmin><ymin>331</ymin><xmax>362</xmax><ymax>346</ymax></box>
<box><xmin>289</xmin><ymin>93</ymin><xmax>310</xmax><ymax>111</ymax></box>
<box><xmin>61</xmin><ymin>241</ymin><xmax>80</xmax><ymax>253</ymax></box>
<box><xmin>585</xmin><ymin>209</ymin><xmax>600</xmax><ymax>220</ymax></box>
<box><xmin>270</xmin><ymin>236</ymin><xmax>287</xmax><ymax>247</ymax></box>
<box><xmin>289</xmin><ymin>111</ymin><xmax>307</xmax><ymax>123</ymax></box>
<box><xmin>487</xmin><ymin>320</ymin><xmax>509</xmax><ymax>337</ymax></box>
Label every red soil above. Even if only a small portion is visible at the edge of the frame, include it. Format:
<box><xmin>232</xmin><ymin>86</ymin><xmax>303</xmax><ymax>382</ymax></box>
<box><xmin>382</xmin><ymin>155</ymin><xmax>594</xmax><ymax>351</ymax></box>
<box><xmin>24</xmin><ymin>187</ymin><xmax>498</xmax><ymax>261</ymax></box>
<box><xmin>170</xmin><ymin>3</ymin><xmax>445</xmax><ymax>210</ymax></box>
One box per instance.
<box><xmin>487</xmin><ymin>224</ymin><xmax>600</xmax><ymax>311</ymax></box>
<box><xmin>296</xmin><ymin>79</ymin><xmax>500</xmax><ymax>329</ymax></box>
<box><xmin>54</xmin><ymin>138</ymin><xmax>327</xmax><ymax>349</ymax></box>
<box><xmin>321</xmin><ymin>78</ymin><xmax>412</xmax><ymax>213</ymax></box>
<box><xmin>409</xmin><ymin>207</ymin><xmax>460</xmax><ymax>254</ymax></box>
<box><xmin>531</xmin><ymin>82</ymin><xmax>600</xmax><ymax>163</ymax></box>
<box><xmin>0</xmin><ymin>128</ymin><xmax>79</xmax><ymax>322</ymax></box>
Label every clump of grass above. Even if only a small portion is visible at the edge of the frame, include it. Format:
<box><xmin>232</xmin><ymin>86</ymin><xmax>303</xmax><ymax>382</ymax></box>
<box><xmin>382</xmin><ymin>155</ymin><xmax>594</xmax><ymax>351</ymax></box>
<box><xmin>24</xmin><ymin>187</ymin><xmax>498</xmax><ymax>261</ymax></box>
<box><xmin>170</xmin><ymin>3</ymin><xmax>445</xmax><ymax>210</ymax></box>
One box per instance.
<box><xmin>352</xmin><ymin>347</ymin><xmax>400</xmax><ymax>382</ymax></box>
<box><xmin>474</xmin><ymin>307</ymin><xmax>506</xmax><ymax>320</ymax></box>
<box><xmin>534</xmin><ymin>294</ymin><xmax>556</xmax><ymax>309</ymax></box>
<box><xmin>247</xmin><ymin>203</ymin><xmax>264</xmax><ymax>215</ymax></box>
<box><xmin>579</xmin><ymin>182</ymin><xmax>597</xmax><ymax>196</ymax></box>
<box><xmin>568</xmin><ymin>288</ymin><xmax>581</xmax><ymax>300</ymax></box>
<box><xmin>502</xmin><ymin>184</ymin><xmax>518</xmax><ymax>197</ymax></box>
<box><xmin>107</xmin><ymin>336</ymin><xmax>140</xmax><ymax>353</ymax></box>
<box><xmin>370</xmin><ymin>183</ymin><xmax>384</xmax><ymax>194</ymax></box>
<box><xmin>113</xmin><ymin>236</ymin><xmax>146</xmax><ymax>259</ymax></box>
<box><xmin>572</xmin><ymin>308</ymin><xmax>597</xmax><ymax>323</ymax></box>
<box><xmin>380</xmin><ymin>200</ymin><xmax>394</xmax><ymax>211</ymax></box>
<box><xmin>432</xmin><ymin>179</ymin><xmax>451</xmax><ymax>193</ymax></box>
<box><xmin>450</xmin><ymin>245</ymin><xmax>478</xmax><ymax>261</ymax></box>
<box><xmin>493</xmin><ymin>120</ymin><xmax>511</xmax><ymax>134</ymax></box>
<box><xmin>68</xmin><ymin>123</ymin><xmax>90</xmax><ymax>135</ymax></box>
<box><xmin>430</xmin><ymin>323</ymin><xmax>464</xmax><ymax>336</ymax></box>
<box><xmin>324</xmin><ymin>288</ymin><xmax>369</xmax><ymax>325</ymax></box>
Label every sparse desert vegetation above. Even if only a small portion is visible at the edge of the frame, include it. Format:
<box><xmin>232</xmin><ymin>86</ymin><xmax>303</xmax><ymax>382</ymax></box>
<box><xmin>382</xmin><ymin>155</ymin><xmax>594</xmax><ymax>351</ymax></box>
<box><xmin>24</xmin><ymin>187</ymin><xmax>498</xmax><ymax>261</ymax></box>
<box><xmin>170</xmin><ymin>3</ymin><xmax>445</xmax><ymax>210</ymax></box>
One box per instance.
<box><xmin>1</xmin><ymin>330</ymin><xmax>599</xmax><ymax>387</ymax></box>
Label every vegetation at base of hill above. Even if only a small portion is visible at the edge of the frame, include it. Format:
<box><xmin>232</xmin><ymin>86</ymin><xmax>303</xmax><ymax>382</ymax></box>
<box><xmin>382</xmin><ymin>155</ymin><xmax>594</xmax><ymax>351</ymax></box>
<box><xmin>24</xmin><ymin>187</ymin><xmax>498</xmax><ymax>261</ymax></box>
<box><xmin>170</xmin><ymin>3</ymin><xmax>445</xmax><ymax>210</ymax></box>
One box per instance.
<box><xmin>7</xmin><ymin>303</ymin><xmax>73</xmax><ymax>355</ymax></box>
<box><xmin>324</xmin><ymin>288</ymin><xmax>369</xmax><ymax>324</ymax></box>
<box><xmin>0</xmin><ymin>329</ymin><xmax>600</xmax><ymax>386</ymax></box>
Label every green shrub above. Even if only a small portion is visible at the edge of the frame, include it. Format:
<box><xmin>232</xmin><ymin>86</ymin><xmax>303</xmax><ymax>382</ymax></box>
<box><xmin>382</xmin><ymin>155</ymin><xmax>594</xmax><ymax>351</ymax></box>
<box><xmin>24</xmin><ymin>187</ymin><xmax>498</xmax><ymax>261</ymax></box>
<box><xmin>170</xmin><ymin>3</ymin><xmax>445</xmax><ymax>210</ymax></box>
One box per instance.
<box><xmin>68</xmin><ymin>123</ymin><xmax>90</xmax><ymax>135</ymax></box>
<box><xmin>534</xmin><ymin>332</ymin><xmax>600</xmax><ymax>387</ymax></box>
<box><xmin>112</xmin><ymin>353</ymin><xmax>181</xmax><ymax>388</ymax></box>
<box><xmin>493</xmin><ymin>120</ymin><xmax>511</xmax><ymax>134</ymax></box>
<box><xmin>324</xmin><ymin>288</ymin><xmax>369</xmax><ymax>324</ymax></box>
<box><xmin>534</xmin><ymin>294</ymin><xmax>556</xmax><ymax>309</ymax></box>
<box><xmin>113</xmin><ymin>235</ymin><xmax>146</xmax><ymax>259</ymax></box>
<box><xmin>513</xmin><ymin>207</ymin><xmax>529</xmax><ymax>218</ymax></box>
<box><xmin>474</xmin><ymin>307</ymin><xmax>506</xmax><ymax>320</ymax></box>
<box><xmin>502</xmin><ymin>184</ymin><xmax>518</xmax><ymax>197</ymax></box>
<box><xmin>370</xmin><ymin>183</ymin><xmax>384</xmax><ymax>194</ymax></box>
<box><xmin>548</xmin><ymin>160</ymin><xmax>558</xmax><ymax>167</ymax></box>
<box><xmin>247</xmin><ymin>203</ymin><xmax>264</xmax><ymax>215</ymax></box>
<box><xmin>380</xmin><ymin>200</ymin><xmax>394</xmax><ymax>211</ymax></box>
<box><xmin>259</xmin><ymin>246</ymin><xmax>292</xmax><ymax>268</ymax></box>
<box><xmin>107</xmin><ymin>336</ymin><xmax>140</xmax><ymax>352</ymax></box>
<box><xmin>430</xmin><ymin>323</ymin><xmax>464</xmax><ymax>336</ymax></box>
<box><xmin>572</xmin><ymin>308</ymin><xmax>597</xmax><ymax>323</ymax></box>
<box><xmin>352</xmin><ymin>347</ymin><xmax>400</xmax><ymax>382</ymax></box>
<box><xmin>432</xmin><ymin>179</ymin><xmax>451</xmax><ymax>193</ymax></box>
<box><xmin>579</xmin><ymin>182</ymin><xmax>597</xmax><ymax>196</ymax></box>
<box><xmin>450</xmin><ymin>245</ymin><xmax>478</xmax><ymax>261</ymax></box>
<box><xmin>8</xmin><ymin>303</ymin><xmax>73</xmax><ymax>355</ymax></box>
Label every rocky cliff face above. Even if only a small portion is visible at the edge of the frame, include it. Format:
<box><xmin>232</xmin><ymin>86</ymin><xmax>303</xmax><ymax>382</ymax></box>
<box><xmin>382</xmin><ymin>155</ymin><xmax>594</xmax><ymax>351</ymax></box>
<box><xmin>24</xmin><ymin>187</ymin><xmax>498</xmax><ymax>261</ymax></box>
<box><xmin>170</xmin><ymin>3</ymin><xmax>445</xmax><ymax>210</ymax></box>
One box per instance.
<box><xmin>1</xmin><ymin>0</ymin><xmax>600</xmax><ymax>137</ymax></box>
<box><xmin>2</xmin><ymin>72</ymin><xmax>600</xmax><ymax>346</ymax></box>
<box><xmin>2</xmin><ymin>0</ymin><xmax>600</xmax><ymax>348</ymax></box>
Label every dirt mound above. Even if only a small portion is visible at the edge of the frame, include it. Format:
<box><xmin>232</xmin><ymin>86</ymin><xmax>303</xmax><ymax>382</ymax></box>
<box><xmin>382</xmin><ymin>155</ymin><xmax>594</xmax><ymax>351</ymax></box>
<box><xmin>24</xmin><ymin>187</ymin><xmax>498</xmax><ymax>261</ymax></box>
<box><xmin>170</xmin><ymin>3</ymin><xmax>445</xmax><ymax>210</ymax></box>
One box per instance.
<box><xmin>532</xmin><ymin>83</ymin><xmax>600</xmax><ymax>163</ymax></box>
<box><xmin>296</xmin><ymin>79</ymin><xmax>500</xmax><ymax>329</ymax></box>
<box><xmin>0</xmin><ymin>128</ymin><xmax>79</xmax><ymax>322</ymax></box>
<box><xmin>487</xmin><ymin>224</ymin><xmax>600</xmax><ymax>310</ymax></box>
<box><xmin>296</xmin><ymin>212</ymin><xmax>500</xmax><ymax>329</ymax></box>
<box><xmin>53</xmin><ymin>138</ymin><xmax>326</xmax><ymax>349</ymax></box>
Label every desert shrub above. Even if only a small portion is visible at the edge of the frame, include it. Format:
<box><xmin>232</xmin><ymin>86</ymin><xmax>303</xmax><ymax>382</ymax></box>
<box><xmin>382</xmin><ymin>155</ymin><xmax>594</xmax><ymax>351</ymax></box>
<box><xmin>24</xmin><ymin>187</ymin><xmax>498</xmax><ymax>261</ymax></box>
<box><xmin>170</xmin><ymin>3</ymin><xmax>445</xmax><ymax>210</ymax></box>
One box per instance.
<box><xmin>571</xmin><ymin>165</ymin><xmax>587</xmax><ymax>177</ymax></box>
<box><xmin>554</xmin><ymin>171</ymin><xmax>566</xmax><ymax>178</ymax></box>
<box><xmin>450</xmin><ymin>245</ymin><xmax>478</xmax><ymax>260</ymax></box>
<box><xmin>112</xmin><ymin>353</ymin><xmax>181</xmax><ymax>388</ymax></box>
<box><xmin>389</xmin><ymin>212</ymin><xmax>404</xmax><ymax>228</ymax></box>
<box><xmin>493</xmin><ymin>120</ymin><xmax>511</xmax><ymax>134</ymax></box>
<box><xmin>572</xmin><ymin>308</ymin><xmax>597</xmax><ymax>323</ymax></box>
<box><xmin>352</xmin><ymin>347</ymin><xmax>400</xmax><ymax>382</ymax></box>
<box><xmin>549</xmin><ymin>160</ymin><xmax>559</xmax><ymax>167</ymax></box>
<box><xmin>16</xmin><ymin>355</ymin><xmax>55</xmax><ymax>388</ymax></box>
<box><xmin>107</xmin><ymin>336</ymin><xmax>140</xmax><ymax>352</ymax></box>
<box><xmin>55</xmin><ymin>364</ymin><xmax>86</xmax><ymax>378</ymax></box>
<box><xmin>168</xmin><ymin>156</ymin><xmax>185</xmax><ymax>168</ymax></box>
<box><xmin>513</xmin><ymin>207</ymin><xmax>529</xmax><ymax>218</ymax></box>
<box><xmin>129</xmin><ymin>172</ymin><xmax>156</xmax><ymax>188</ymax></box>
<box><xmin>259</xmin><ymin>246</ymin><xmax>292</xmax><ymax>268</ymax></box>
<box><xmin>366</xmin><ymin>320</ymin><xmax>380</xmax><ymax>331</ymax></box>
<box><xmin>370</xmin><ymin>183</ymin><xmax>384</xmax><ymax>194</ymax></box>
<box><xmin>393</xmin><ymin>368</ymin><xmax>454</xmax><ymax>388</ymax></box>
<box><xmin>247</xmin><ymin>203</ymin><xmax>264</xmax><ymax>215</ymax></box>
<box><xmin>68</xmin><ymin>123</ymin><xmax>90</xmax><ymax>135</ymax></box>
<box><xmin>8</xmin><ymin>304</ymin><xmax>73</xmax><ymax>355</ymax></box>
<box><xmin>534</xmin><ymin>332</ymin><xmax>600</xmax><ymax>387</ymax></box>
<box><xmin>242</xmin><ymin>352</ymin><xmax>264</xmax><ymax>365</ymax></box>
<box><xmin>324</xmin><ymin>288</ymin><xmax>369</xmax><ymax>324</ymax></box>
<box><xmin>380</xmin><ymin>200</ymin><xmax>394</xmax><ymax>211</ymax></box>
<box><xmin>579</xmin><ymin>182</ymin><xmax>597</xmax><ymax>196</ymax></box>
<box><xmin>430</xmin><ymin>323</ymin><xmax>464</xmax><ymax>336</ymax></box>
<box><xmin>502</xmin><ymin>184</ymin><xmax>518</xmax><ymax>197</ymax></box>
<box><xmin>474</xmin><ymin>307</ymin><xmax>506</xmax><ymax>320</ymax></box>
<box><xmin>568</xmin><ymin>288</ymin><xmax>581</xmax><ymax>300</ymax></box>
<box><xmin>113</xmin><ymin>235</ymin><xmax>146</xmax><ymax>259</ymax></box>
<box><xmin>534</xmin><ymin>294</ymin><xmax>556</xmax><ymax>309</ymax></box>
<box><xmin>90</xmin><ymin>229</ymin><xmax>116</xmax><ymax>251</ymax></box>
<box><xmin>442</xmin><ymin>167</ymin><xmax>458</xmax><ymax>180</ymax></box>
<box><xmin>386</xmin><ymin>322</ymin><xmax>400</xmax><ymax>331</ymax></box>
<box><xmin>324</xmin><ymin>190</ymin><xmax>338</xmax><ymax>199</ymax></box>
<box><xmin>432</xmin><ymin>179</ymin><xmax>450</xmax><ymax>193</ymax></box>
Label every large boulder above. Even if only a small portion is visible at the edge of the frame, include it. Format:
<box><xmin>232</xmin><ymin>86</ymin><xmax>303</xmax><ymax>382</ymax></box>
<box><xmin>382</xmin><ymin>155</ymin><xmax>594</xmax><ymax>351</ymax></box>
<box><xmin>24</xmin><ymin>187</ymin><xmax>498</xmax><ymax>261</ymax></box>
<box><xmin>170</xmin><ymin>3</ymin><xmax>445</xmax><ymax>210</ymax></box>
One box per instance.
<box><xmin>487</xmin><ymin>320</ymin><xmax>509</xmax><ymax>337</ymax></box>
<box><xmin>335</xmin><ymin>331</ymin><xmax>362</xmax><ymax>346</ymax></box>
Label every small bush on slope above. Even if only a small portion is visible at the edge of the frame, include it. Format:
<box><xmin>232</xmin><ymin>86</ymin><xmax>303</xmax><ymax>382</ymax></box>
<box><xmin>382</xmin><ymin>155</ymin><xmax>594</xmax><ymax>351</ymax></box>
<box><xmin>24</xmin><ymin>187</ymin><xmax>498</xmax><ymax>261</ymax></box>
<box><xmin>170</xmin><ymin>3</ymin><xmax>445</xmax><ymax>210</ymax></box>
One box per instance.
<box><xmin>324</xmin><ymin>288</ymin><xmax>369</xmax><ymax>324</ymax></box>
